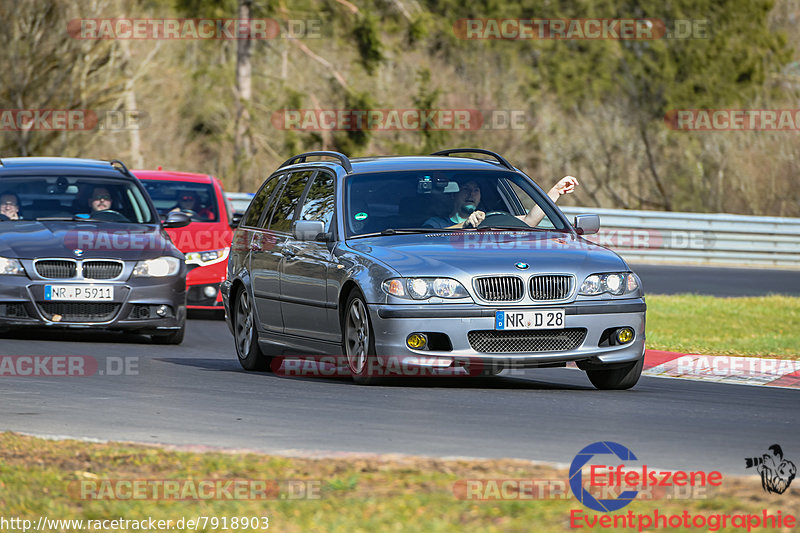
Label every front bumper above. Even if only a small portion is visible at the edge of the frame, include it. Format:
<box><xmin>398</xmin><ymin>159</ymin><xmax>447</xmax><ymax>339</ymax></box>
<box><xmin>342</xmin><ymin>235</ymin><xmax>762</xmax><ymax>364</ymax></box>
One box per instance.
<box><xmin>0</xmin><ymin>275</ymin><xmax>186</xmax><ymax>333</ymax></box>
<box><xmin>369</xmin><ymin>299</ymin><xmax>646</xmax><ymax>369</ymax></box>
<box><xmin>186</xmin><ymin>261</ymin><xmax>226</xmax><ymax>309</ymax></box>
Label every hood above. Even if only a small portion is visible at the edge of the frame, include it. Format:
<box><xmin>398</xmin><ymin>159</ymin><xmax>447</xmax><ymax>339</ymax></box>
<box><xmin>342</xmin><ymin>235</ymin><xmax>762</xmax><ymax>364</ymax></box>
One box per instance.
<box><xmin>0</xmin><ymin>220</ymin><xmax>178</xmax><ymax>260</ymax></box>
<box><xmin>346</xmin><ymin>230</ymin><xmax>628</xmax><ymax>277</ymax></box>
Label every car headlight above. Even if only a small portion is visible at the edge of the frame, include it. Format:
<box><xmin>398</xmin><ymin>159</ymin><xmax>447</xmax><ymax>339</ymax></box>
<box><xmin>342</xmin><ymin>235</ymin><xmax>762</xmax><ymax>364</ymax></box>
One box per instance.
<box><xmin>0</xmin><ymin>257</ymin><xmax>25</xmax><ymax>275</ymax></box>
<box><xmin>132</xmin><ymin>256</ymin><xmax>181</xmax><ymax>277</ymax></box>
<box><xmin>382</xmin><ymin>277</ymin><xmax>470</xmax><ymax>300</ymax></box>
<box><xmin>185</xmin><ymin>248</ymin><xmax>229</xmax><ymax>267</ymax></box>
<box><xmin>580</xmin><ymin>272</ymin><xmax>638</xmax><ymax>296</ymax></box>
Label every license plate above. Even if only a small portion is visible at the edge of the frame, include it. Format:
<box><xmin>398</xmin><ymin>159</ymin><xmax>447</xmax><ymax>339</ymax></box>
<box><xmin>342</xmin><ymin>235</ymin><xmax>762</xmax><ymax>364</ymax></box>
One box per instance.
<box><xmin>44</xmin><ymin>285</ymin><xmax>114</xmax><ymax>301</ymax></box>
<box><xmin>495</xmin><ymin>309</ymin><xmax>565</xmax><ymax>330</ymax></box>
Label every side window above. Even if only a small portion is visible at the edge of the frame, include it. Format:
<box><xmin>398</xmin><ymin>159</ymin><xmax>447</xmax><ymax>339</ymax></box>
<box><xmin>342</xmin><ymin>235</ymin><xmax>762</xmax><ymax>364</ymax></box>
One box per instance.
<box><xmin>243</xmin><ymin>174</ymin><xmax>282</xmax><ymax>228</ymax></box>
<box><xmin>269</xmin><ymin>170</ymin><xmax>313</xmax><ymax>232</ymax></box>
<box><xmin>298</xmin><ymin>171</ymin><xmax>335</xmax><ymax>233</ymax></box>
<box><xmin>507</xmin><ymin>180</ymin><xmax>556</xmax><ymax>229</ymax></box>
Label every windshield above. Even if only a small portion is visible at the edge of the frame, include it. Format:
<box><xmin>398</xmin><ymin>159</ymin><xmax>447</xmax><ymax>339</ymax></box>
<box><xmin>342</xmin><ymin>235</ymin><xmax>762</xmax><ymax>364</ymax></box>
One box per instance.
<box><xmin>0</xmin><ymin>176</ymin><xmax>156</xmax><ymax>223</ymax></box>
<box><xmin>141</xmin><ymin>180</ymin><xmax>220</xmax><ymax>222</ymax></box>
<box><xmin>344</xmin><ymin>169</ymin><xmax>569</xmax><ymax>237</ymax></box>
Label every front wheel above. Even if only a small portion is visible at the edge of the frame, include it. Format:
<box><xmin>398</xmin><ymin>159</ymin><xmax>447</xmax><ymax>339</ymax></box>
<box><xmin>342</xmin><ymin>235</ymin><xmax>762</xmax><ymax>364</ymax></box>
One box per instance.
<box><xmin>234</xmin><ymin>288</ymin><xmax>272</xmax><ymax>371</ymax></box>
<box><xmin>342</xmin><ymin>291</ymin><xmax>380</xmax><ymax>385</ymax></box>
<box><xmin>585</xmin><ymin>357</ymin><xmax>643</xmax><ymax>390</ymax></box>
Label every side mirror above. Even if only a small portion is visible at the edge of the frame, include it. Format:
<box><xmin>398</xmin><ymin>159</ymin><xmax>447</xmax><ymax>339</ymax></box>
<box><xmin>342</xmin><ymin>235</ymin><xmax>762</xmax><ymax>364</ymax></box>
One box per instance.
<box><xmin>163</xmin><ymin>211</ymin><xmax>191</xmax><ymax>229</ymax></box>
<box><xmin>230</xmin><ymin>212</ymin><xmax>243</xmax><ymax>228</ymax></box>
<box><xmin>293</xmin><ymin>220</ymin><xmax>326</xmax><ymax>241</ymax></box>
<box><xmin>574</xmin><ymin>214</ymin><xmax>600</xmax><ymax>235</ymax></box>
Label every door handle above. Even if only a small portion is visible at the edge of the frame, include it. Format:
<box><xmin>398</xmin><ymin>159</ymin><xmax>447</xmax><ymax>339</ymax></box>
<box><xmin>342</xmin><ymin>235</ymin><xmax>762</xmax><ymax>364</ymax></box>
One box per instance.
<box><xmin>281</xmin><ymin>247</ymin><xmax>296</xmax><ymax>258</ymax></box>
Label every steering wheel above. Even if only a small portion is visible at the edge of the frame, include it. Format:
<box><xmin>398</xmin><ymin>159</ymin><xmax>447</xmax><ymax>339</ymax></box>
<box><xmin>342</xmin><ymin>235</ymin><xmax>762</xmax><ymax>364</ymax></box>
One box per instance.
<box><xmin>467</xmin><ymin>211</ymin><xmax>530</xmax><ymax>229</ymax></box>
<box><xmin>91</xmin><ymin>209</ymin><xmax>129</xmax><ymax>222</ymax></box>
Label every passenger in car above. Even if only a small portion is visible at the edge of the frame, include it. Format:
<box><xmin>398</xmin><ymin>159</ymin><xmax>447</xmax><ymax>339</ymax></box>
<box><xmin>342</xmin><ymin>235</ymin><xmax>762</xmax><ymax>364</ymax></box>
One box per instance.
<box><xmin>424</xmin><ymin>176</ymin><xmax>579</xmax><ymax>229</ymax></box>
<box><xmin>0</xmin><ymin>191</ymin><xmax>22</xmax><ymax>220</ymax></box>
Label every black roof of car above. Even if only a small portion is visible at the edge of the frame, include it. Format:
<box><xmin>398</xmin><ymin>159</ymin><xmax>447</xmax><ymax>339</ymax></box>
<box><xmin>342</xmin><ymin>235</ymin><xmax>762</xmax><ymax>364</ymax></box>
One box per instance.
<box><xmin>0</xmin><ymin>156</ymin><xmax>135</xmax><ymax>178</ymax></box>
<box><xmin>277</xmin><ymin>149</ymin><xmax>521</xmax><ymax>175</ymax></box>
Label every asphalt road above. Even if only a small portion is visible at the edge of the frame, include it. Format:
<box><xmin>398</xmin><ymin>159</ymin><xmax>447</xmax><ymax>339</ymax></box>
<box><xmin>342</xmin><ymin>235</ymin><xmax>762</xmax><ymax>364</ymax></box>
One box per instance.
<box><xmin>1</xmin><ymin>316</ymin><xmax>797</xmax><ymax>475</ymax></box>
<box><xmin>631</xmin><ymin>263</ymin><xmax>800</xmax><ymax>296</ymax></box>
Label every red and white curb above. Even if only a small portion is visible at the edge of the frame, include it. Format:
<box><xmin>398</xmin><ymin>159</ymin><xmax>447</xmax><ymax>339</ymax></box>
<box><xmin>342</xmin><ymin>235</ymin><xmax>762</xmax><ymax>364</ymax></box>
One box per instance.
<box><xmin>639</xmin><ymin>350</ymin><xmax>799</xmax><ymax>389</ymax></box>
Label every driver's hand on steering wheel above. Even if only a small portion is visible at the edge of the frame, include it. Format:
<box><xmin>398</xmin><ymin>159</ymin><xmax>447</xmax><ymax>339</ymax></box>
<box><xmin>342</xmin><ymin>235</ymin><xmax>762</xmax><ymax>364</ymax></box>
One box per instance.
<box><xmin>464</xmin><ymin>210</ymin><xmax>485</xmax><ymax>228</ymax></box>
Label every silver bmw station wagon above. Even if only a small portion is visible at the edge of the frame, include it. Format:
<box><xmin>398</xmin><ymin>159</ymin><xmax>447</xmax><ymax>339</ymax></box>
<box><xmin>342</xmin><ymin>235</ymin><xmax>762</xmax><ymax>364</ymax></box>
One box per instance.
<box><xmin>222</xmin><ymin>149</ymin><xmax>646</xmax><ymax>389</ymax></box>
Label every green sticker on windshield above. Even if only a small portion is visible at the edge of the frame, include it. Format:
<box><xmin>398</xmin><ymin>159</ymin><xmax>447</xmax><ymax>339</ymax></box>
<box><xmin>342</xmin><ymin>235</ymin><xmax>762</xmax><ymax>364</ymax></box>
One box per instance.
<box><xmin>354</xmin><ymin>212</ymin><xmax>368</xmax><ymax>221</ymax></box>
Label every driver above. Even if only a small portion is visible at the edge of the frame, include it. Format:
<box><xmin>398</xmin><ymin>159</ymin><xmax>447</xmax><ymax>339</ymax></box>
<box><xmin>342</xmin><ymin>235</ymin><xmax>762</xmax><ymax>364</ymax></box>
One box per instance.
<box><xmin>423</xmin><ymin>176</ymin><xmax>579</xmax><ymax>229</ymax></box>
<box><xmin>89</xmin><ymin>186</ymin><xmax>113</xmax><ymax>213</ymax></box>
<box><xmin>170</xmin><ymin>190</ymin><xmax>215</xmax><ymax>220</ymax></box>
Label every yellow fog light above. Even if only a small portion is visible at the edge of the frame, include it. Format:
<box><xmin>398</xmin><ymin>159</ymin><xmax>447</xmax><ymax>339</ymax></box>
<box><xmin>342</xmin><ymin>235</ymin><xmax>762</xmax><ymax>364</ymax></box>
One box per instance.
<box><xmin>616</xmin><ymin>328</ymin><xmax>634</xmax><ymax>344</ymax></box>
<box><xmin>406</xmin><ymin>333</ymin><xmax>428</xmax><ymax>350</ymax></box>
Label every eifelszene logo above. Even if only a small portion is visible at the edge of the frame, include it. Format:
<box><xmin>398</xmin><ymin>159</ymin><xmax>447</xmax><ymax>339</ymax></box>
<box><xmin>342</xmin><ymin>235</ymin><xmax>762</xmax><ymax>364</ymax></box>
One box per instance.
<box><xmin>570</xmin><ymin>441</ymin><xmax>639</xmax><ymax>512</ymax></box>
<box><xmin>745</xmin><ymin>444</ymin><xmax>796</xmax><ymax>494</ymax></box>
<box><xmin>569</xmin><ymin>441</ymin><xmax>722</xmax><ymax>513</ymax></box>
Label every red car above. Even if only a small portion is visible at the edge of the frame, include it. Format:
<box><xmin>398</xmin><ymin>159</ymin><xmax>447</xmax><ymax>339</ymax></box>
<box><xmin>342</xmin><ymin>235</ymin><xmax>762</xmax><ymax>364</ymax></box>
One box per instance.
<box><xmin>135</xmin><ymin>169</ymin><xmax>234</xmax><ymax>311</ymax></box>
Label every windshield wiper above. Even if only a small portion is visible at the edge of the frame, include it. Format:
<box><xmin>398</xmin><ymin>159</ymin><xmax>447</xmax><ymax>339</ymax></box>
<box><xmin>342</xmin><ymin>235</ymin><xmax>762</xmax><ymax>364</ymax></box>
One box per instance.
<box><xmin>469</xmin><ymin>225</ymin><xmax>544</xmax><ymax>232</ymax></box>
<box><xmin>349</xmin><ymin>227</ymin><xmax>459</xmax><ymax>238</ymax></box>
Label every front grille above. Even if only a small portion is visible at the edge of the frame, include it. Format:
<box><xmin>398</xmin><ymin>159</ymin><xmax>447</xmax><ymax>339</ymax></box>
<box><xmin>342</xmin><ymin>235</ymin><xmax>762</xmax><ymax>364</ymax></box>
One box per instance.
<box><xmin>35</xmin><ymin>260</ymin><xmax>77</xmax><ymax>279</ymax></box>
<box><xmin>82</xmin><ymin>260</ymin><xmax>123</xmax><ymax>279</ymax></box>
<box><xmin>473</xmin><ymin>276</ymin><xmax>524</xmax><ymax>302</ymax></box>
<box><xmin>529</xmin><ymin>275</ymin><xmax>573</xmax><ymax>301</ymax></box>
<box><xmin>37</xmin><ymin>302</ymin><xmax>120</xmax><ymax>322</ymax></box>
<box><xmin>468</xmin><ymin>328</ymin><xmax>586</xmax><ymax>353</ymax></box>
<box><xmin>0</xmin><ymin>303</ymin><xmax>29</xmax><ymax>318</ymax></box>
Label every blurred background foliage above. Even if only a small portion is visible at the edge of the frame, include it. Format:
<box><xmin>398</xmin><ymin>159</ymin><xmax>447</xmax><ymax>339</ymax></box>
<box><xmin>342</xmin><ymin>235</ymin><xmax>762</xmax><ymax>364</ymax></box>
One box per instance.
<box><xmin>1</xmin><ymin>0</ymin><xmax>799</xmax><ymax>216</ymax></box>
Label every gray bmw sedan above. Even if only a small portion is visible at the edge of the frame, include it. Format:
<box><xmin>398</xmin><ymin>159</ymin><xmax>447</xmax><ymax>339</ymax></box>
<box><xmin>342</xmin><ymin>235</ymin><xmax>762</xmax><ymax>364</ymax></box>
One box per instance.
<box><xmin>0</xmin><ymin>157</ymin><xmax>190</xmax><ymax>343</ymax></box>
<box><xmin>223</xmin><ymin>149</ymin><xmax>645</xmax><ymax>389</ymax></box>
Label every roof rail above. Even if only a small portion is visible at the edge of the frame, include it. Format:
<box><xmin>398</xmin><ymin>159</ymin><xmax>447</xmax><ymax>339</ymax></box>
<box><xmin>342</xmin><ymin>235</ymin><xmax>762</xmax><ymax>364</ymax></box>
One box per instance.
<box><xmin>279</xmin><ymin>151</ymin><xmax>353</xmax><ymax>173</ymax></box>
<box><xmin>110</xmin><ymin>159</ymin><xmax>133</xmax><ymax>177</ymax></box>
<box><xmin>431</xmin><ymin>148</ymin><xmax>514</xmax><ymax>170</ymax></box>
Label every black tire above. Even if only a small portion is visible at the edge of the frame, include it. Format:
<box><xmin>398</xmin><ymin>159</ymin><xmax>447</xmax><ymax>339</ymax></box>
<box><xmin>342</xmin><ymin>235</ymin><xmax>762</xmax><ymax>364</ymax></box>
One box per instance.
<box><xmin>233</xmin><ymin>287</ymin><xmax>272</xmax><ymax>371</ymax></box>
<box><xmin>151</xmin><ymin>325</ymin><xmax>185</xmax><ymax>345</ymax></box>
<box><xmin>585</xmin><ymin>357</ymin><xmax>644</xmax><ymax>390</ymax></box>
<box><xmin>342</xmin><ymin>290</ymin><xmax>380</xmax><ymax>385</ymax></box>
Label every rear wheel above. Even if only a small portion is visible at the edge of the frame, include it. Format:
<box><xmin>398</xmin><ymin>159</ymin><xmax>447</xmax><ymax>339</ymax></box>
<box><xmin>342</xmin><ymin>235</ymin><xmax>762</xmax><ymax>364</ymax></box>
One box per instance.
<box><xmin>234</xmin><ymin>288</ymin><xmax>272</xmax><ymax>371</ymax></box>
<box><xmin>343</xmin><ymin>291</ymin><xmax>380</xmax><ymax>385</ymax></box>
<box><xmin>585</xmin><ymin>357</ymin><xmax>643</xmax><ymax>390</ymax></box>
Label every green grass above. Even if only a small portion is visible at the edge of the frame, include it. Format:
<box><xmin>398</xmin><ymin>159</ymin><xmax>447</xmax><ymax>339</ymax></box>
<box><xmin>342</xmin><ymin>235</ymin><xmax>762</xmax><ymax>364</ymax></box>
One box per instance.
<box><xmin>2</xmin><ymin>433</ymin><xmax>799</xmax><ymax>532</ymax></box>
<box><xmin>646</xmin><ymin>294</ymin><xmax>800</xmax><ymax>358</ymax></box>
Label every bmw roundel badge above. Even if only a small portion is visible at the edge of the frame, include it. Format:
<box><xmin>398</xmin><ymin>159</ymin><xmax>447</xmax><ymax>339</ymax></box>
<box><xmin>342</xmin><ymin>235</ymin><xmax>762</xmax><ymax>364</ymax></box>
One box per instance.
<box><xmin>515</xmin><ymin>262</ymin><xmax>529</xmax><ymax>270</ymax></box>
<box><xmin>73</xmin><ymin>249</ymin><xmax>84</xmax><ymax>257</ymax></box>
